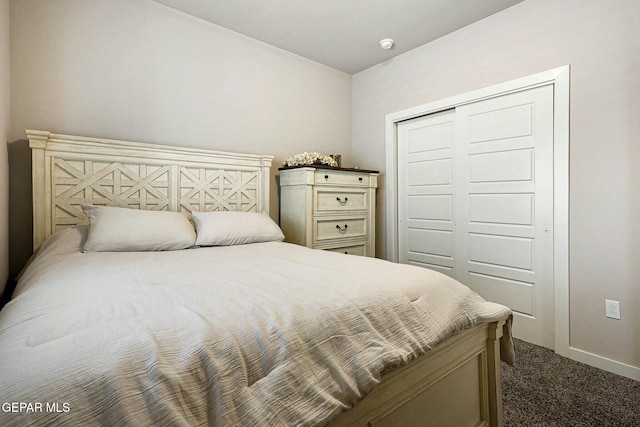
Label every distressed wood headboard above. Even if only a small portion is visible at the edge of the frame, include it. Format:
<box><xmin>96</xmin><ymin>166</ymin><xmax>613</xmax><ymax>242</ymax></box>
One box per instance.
<box><xmin>28</xmin><ymin>130</ymin><xmax>273</xmax><ymax>251</ymax></box>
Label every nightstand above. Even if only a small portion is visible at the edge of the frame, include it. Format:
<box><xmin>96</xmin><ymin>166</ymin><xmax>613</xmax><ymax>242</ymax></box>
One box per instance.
<box><xmin>278</xmin><ymin>166</ymin><xmax>378</xmax><ymax>257</ymax></box>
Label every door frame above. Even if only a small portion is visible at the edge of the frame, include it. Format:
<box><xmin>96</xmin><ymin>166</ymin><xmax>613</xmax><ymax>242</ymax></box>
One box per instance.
<box><xmin>385</xmin><ymin>65</ymin><xmax>570</xmax><ymax>354</ymax></box>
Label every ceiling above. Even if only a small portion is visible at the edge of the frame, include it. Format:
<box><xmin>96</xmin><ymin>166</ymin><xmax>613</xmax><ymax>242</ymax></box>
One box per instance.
<box><xmin>152</xmin><ymin>0</ymin><xmax>524</xmax><ymax>75</ymax></box>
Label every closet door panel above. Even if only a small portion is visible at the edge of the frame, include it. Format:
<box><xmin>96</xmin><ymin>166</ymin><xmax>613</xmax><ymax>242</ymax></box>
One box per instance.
<box><xmin>456</xmin><ymin>85</ymin><xmax>554</xmax><ymax>348</ymax></box>
<box><xmin>468</xmin><ymin>149</ymin><xmax>533</xmax><ymax>182</ymax></box>
<box><xmin>398</xmin><ymin>110</ymin><xmax>456</xmax><ymax>277</ymax></box>
<box><xmin>407</xmin><ymin>158</ymin><xmax>452</xmax><ymax>186</ymax></box>
<box><xmin>468</xmin><ymin>273</ymin><xmax>534</xmax><ymax>316</ymax></box>
<box><xmin>468</xmin><ymin>193</ymin><xmax>533</xmax><ymax>225</ymax></box>
<box><xmin>467</xmin><ymin>103</ymin><xmax>534</xmax><ymax>143</ymax></box>
<box><xmin>408</xmin><ymin>194</ymin><xmax>452</xmax><ymax>221</ymax></box>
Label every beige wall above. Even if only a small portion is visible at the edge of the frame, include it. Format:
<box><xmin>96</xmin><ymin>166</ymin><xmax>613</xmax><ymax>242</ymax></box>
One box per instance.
<box><xmin>9</xmin><ymin>0</ymin><xmax>352</xmax><ymax>278</ymax></box>
<box><xmin>352</xmin><ymin>0</ymin><xmax>639</xmax><ymax>370</ymax></box>
<box><xmin>0</xmin><ymin>0</ymin><xmax>10</xmax><ymax>296</ymax></box>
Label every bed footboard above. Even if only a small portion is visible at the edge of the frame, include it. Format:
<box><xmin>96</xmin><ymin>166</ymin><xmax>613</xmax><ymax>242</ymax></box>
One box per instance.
<box><xmin>328</xmin><ymin>320</ymin><xmax>506</xmax><ymax>427</ymax></box>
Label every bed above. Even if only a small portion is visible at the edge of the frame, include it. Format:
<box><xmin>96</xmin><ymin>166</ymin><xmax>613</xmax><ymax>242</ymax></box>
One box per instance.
<box><xmin>0</xmin><ymin>130</ymin><xmax>513</xmax><ymax>426</ymax></box>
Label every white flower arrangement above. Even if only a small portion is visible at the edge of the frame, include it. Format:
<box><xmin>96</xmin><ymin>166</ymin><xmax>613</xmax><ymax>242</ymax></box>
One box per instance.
<box><xmin>284</xmin><ymin>152</ymin><xmax>338</xmax><ymax>167</ymax></box>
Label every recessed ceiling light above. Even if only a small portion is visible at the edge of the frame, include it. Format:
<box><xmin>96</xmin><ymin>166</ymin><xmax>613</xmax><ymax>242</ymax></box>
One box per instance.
<box><xmin>379</xmin><ymin>39</ymin><xmax>394</xmax><ymax>50</ymax></box>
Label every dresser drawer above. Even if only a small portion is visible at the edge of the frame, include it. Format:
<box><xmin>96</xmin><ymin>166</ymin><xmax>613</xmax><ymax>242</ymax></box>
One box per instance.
<box><xmin>315</xmin><ymin>188</ymin><xmax>368</xmax><ymax>213</ymax></box>
<box><xmin>324</xmin><ymin>243</ymin><xmax>367</xmax><ymax>256</ymax></box>
<box><xmin>314</xmin><ymin>216</ymin><xmax>367</xmax><ymax>242</ymax></box>
<box><xmin>315</xmin><ymin>170</ymin><xmax>370</xmax><ymax>187</ymax></box>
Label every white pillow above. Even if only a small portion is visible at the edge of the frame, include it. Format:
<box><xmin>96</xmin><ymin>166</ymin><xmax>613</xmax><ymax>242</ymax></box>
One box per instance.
<box><xmin>82</xmin><ymin>205</ymin><xmax>196</xmax><ymax>252</ymax></box>
<box><xmin>192</xmin><ymin>211</ymin><xmax>285</xmax><ymax>246</ymax></box>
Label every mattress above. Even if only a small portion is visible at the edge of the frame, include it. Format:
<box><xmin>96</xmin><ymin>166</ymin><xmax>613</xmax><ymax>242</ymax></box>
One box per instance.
<box><xmin>0</xmin><ymin>226</ymin><xmax>512</xmax><ymax>426</ymax></box>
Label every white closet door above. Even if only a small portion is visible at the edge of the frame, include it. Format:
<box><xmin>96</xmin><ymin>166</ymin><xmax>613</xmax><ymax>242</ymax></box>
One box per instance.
<box><xmin>455</xmin><ymin>85</ymin><xmax>554</xmax><ymax>348</ymax></box>
<box><xmin>398</xmin><ymin>110</ymin><xmax>456</xmax><ymax>277</ymax></box>
<box><xmin>397</xmin><ymin>85</ymin><xmax>555</xmax><ymax>348</ymax></box>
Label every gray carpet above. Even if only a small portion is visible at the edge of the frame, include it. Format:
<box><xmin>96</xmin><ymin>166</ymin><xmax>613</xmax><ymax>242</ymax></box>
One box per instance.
<box><xmin>501</xmin><ymin>339</ymin><xmax>640</xmax><ymax>427</ymax></box>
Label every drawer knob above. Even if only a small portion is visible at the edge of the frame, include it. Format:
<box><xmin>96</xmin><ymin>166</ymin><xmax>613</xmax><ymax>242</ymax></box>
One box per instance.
<box><xmin>336</xmin><ymin>224</ymin><xmax>348</xmax><ymax>233</ymax></box>
<box><xmin>324</xmin><ymin>174</ymin><xmax>329</xmax><ymax>180</ymax></box>
<box><xmin>358</xmin><ymin>177</ymin><xmax>363</xmax><ymax>182</ymax></box>
<box><xmin>336</xmin><ymin>196</ymin><xmax>348</xmax><ymax>205</ymax></box>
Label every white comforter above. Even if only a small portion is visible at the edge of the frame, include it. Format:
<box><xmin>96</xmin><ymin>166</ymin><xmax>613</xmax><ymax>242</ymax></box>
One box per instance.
<box><xmin>0</xmin><ymin>227</ymin><xmax>512</xmax><ymax>426</ymax></box>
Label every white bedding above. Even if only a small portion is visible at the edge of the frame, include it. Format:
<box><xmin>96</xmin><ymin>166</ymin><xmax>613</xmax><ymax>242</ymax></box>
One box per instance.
<box><xmin>0</xmin><ymin>227</ymin><xmax>512</xmax><ymax>426</ymax></box>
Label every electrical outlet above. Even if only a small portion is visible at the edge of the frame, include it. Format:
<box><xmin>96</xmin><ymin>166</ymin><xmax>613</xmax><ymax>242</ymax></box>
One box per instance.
<box><xmin>605</xmin><ymin>299</ymin><xmax>621</xmax><ymax>320</ymax></box>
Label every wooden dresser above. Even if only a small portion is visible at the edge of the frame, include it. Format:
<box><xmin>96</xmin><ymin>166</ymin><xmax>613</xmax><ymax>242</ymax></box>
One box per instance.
<box><xmin>278</xmin><ymin>166</ymin><xmax>378</xmax><ymax>257</ymax></box>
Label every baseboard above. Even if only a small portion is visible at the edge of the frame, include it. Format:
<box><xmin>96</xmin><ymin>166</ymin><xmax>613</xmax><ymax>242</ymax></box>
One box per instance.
<box><xmin>567</xmin><ymin>346</ymin><xmax>640</xmax><ymax>381</ymax></box>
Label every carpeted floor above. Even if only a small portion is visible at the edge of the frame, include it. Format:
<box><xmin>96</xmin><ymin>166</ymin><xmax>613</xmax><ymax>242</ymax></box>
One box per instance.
<box><xmin>501</xmin><ymin>339</ymin><xmax>640</xmax><ymax>426</ymax></box>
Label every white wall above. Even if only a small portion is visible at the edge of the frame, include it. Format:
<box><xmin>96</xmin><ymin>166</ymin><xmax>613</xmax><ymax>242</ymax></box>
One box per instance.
<box><xmin>9</xmin><ymin>0</ymin><xmax>352</xmax><ymax>277</ymax></box>
<box><xmin>0</xmin><ymin>0</ymin><xmax>10</xmax><ymax>297</ymax></box>
<box><xmin>352</xmin><ymin>0</ymin><xmax>640</xmax><ymax>370</ymax></box>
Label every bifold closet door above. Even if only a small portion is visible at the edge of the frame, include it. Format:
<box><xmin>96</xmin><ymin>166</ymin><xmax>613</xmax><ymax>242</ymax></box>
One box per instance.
<box><xmin>397</xmin><ymin>85</ymin><xmax>555</xmax><ymax>348</ymax></box>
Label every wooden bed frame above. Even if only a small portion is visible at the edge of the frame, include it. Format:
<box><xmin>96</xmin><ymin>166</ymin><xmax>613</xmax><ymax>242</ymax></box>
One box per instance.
<box><xmin>28</xmin><ymin>130</ymin><xmax>506</xmax><ymax>427</ymax></box>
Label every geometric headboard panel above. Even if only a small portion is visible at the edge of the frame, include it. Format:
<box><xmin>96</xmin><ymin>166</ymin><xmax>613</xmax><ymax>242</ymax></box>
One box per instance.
<box><xmin>28</xmin><ymin>130</ymin><xmax>273</xmax><ymax>251</ymax></box>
